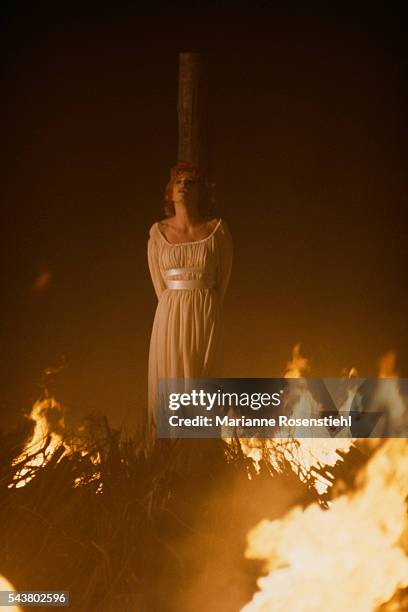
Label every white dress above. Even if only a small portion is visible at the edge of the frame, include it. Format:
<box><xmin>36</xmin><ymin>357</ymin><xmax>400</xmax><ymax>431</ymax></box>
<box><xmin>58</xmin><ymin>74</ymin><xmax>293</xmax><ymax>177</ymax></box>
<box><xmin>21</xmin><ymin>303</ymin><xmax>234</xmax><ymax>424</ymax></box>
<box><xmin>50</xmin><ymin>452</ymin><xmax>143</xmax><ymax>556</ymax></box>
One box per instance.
<box><xmin>147</xmin><ymin>218</ymin><xmax>233</xmax><ymax>439</ymax></box>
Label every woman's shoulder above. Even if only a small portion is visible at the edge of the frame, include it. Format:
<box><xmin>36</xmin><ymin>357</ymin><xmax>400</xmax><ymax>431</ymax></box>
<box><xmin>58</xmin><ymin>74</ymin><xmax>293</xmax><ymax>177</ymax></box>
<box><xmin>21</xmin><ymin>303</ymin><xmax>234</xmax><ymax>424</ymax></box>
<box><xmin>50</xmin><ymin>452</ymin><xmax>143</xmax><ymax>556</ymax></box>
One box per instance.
<box><xmin>207</xmin><ymin>217</ymin><xmax>220</xmax><ymax>231</ymax></box>
<box><xmin>148</xmin><ymin>220</ymin><xmax>165</xmax><ymax>239</ymax></box>
<box><xmin>157</xmin><ymin>216</ymin><xmax>176</xmax><ymax>229</ymax></box>
<box><xmin>153</xmin><ymin>217</ymin><xmax>176</xmax><ymax>235</ymax></box>
<box><xmin>214</xmin><ymin>217</ymin><xmax>231</xmax><ymax>237</ymax></box>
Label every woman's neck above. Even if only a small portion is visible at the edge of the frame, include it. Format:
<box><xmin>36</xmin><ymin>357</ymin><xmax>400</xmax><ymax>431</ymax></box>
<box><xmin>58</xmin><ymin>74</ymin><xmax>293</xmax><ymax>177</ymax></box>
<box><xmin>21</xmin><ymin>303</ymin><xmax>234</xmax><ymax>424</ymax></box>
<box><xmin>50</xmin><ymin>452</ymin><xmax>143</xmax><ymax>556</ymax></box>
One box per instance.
<box><xmin>173</xmin><ymin>203</ymin><xmax>201</xmax><ymax>228</ymax></box>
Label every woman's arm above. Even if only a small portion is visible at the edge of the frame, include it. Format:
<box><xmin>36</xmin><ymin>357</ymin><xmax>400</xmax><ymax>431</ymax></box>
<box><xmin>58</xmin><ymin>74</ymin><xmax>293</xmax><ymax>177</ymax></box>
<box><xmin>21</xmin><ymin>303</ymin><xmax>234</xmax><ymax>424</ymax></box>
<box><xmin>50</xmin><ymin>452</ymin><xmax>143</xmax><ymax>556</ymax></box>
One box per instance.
<box><xmin>147</xmin><ymin>227</ymin><xmax>166</xmax><ymax>299</ymax></box>
<box><xmin>217</xmin><ymin>220</ymin><xmax>233</xmax><ymax>300</ymax></box>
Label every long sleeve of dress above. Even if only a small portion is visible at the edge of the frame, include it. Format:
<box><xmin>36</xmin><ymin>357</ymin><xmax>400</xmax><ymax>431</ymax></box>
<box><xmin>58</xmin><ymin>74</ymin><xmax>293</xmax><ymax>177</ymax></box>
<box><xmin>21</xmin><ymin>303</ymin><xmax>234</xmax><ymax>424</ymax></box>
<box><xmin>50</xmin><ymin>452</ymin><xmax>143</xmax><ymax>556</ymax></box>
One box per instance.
<box><xmin>147</xmin><ymin>227</ymin><xmax>166</xmax><ymax>300</ymax></box>
<box><xmin>217</xmin><ymin>220</ymin><xmax>233</xmax><ymax>300</ymax></box>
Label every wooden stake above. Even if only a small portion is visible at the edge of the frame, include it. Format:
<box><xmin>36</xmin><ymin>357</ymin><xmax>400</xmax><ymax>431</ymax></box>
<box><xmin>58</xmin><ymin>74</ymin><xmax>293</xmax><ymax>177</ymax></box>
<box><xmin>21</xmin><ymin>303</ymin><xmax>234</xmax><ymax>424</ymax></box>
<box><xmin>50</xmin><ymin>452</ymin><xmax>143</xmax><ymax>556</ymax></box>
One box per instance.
<box><xmin>177</xmin><ymin>53</ymin><xmax>207</xmax><ymax>171</ymax></box>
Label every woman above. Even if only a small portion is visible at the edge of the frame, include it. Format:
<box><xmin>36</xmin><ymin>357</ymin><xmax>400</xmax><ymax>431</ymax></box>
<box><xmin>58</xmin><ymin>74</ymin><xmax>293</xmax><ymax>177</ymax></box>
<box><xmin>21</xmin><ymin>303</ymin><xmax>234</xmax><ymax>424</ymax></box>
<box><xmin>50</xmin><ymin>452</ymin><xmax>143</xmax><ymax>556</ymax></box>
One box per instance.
<box><xmin>147</xmin><ymin>161</ymin><xmax>233</xmax><ymax>443</ymax></box>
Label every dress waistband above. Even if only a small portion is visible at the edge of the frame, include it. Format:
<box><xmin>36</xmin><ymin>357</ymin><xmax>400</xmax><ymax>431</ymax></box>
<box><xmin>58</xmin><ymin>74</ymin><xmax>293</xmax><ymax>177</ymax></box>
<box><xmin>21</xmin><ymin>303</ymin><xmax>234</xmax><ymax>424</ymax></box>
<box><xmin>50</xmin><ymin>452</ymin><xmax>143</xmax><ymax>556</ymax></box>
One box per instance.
<box><xmin>163</xmin><ymin>267</ymin><xmax>215</xmax><ymax>290</ymax></box>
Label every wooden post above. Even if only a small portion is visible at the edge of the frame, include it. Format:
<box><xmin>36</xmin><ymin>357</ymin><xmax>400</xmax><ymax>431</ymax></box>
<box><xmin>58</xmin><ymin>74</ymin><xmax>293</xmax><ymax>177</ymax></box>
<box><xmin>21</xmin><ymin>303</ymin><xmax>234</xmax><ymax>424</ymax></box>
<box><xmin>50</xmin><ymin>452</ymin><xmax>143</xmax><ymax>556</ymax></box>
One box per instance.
<box><xmin>177</xmin><ymin>52</ymin><xmax>207</xmax><ymax>171</ymax></box>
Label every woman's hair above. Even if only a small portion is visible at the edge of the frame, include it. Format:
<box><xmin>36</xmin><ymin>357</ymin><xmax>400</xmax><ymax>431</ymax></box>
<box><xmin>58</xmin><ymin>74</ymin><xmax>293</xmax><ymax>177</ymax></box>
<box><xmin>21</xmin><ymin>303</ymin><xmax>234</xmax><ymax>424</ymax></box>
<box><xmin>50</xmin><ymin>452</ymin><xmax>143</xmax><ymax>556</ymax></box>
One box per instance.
<box><xmin>164</xmin><ymin>160</ymin><xmax>215</xmax><ymax>217</ymax></box>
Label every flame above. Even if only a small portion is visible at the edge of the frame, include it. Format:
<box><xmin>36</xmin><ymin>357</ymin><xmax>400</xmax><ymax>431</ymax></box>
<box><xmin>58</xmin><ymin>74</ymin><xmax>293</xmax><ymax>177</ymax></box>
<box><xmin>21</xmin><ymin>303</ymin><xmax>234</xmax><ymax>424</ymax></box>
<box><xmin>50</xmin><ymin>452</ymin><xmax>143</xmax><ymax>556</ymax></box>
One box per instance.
<box><xmin>242</xmin><ymin>439</ymin><xmax>408</xmax><ymax>612</ymax></box>
<box><xmin>73</xmin><ymin>451</ymin><xmax>103</xmax><ymax>493</ymax></box>
<box><xmin>372</xmin><ymin>351</ymin><xmax>406</xmax><ymax>436</ymax></box>
<box><xmin>0</xmin><ymin>575</ymin><xmax>23</xmax><ymax>611</ymax></box>
<box><xmin>378</xmin><ymin>350</ymin><xmax>398</xmax><ymax>378</ymax></box>
<box><xmin>237</xmin><ymin>345</ymin><xmax>353</xmax><ymax>494</ymax></box>
<box><xmin>10</xmin><ymin>395</ymin><xmax>102</xmax><ymax>491</ymax></box>
<box><xmin>11</xmin><ymin>397</ymin><xmax>67</xmax><ymax>488</ymax></box>
<box><xmin>283</xmin><ymin>343</ymin><xmax>310</xmax><ymax>378</ymax></box>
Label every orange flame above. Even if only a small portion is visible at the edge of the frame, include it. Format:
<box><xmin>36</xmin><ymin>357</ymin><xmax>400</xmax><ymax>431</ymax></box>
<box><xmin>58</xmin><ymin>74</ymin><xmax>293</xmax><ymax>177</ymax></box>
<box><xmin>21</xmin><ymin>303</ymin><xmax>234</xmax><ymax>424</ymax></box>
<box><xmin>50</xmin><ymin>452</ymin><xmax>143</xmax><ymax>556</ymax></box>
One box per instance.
<box><xmin>284</xmin><ymin>343</ymin><xmax>310</xmax><ymax>378</ymax></box>
<box><xmin>10</xmin><ymin>395</ymin><xmax>102</xmax><ymax>491</ymax></box>
<box><xmin>0</xmin><ymin>575</ymin><xmax>23</xmax><ymax>611</ymax></box>
<box><xmin>242</xmin><ymin>439</ymin><xmax>408</xmax><ymax>612</ymax></box>
<box><xmin>11</xmin><ymin>397</ymin><xmax>67</xmax><ymax>488</ymax></box>
<box><xmin>378</xmin><ymin>350</ymin><xmax>398</xmax><ymax>378</ymax></box>
<box><xmin>237</xmin><ymin>345</ymin><xmax>353</xmax><ymax>494</ymax></box>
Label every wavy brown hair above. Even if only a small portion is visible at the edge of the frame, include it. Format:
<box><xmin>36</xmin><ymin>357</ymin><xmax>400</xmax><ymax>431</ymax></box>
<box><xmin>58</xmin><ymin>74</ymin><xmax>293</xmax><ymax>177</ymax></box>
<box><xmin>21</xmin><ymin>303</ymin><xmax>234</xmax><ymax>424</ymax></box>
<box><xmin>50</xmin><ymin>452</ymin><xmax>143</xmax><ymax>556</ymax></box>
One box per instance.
<box><xmin>164</xmin><ymin>160</ymin><xmax>215</xmax><ymax>217</ymax></box>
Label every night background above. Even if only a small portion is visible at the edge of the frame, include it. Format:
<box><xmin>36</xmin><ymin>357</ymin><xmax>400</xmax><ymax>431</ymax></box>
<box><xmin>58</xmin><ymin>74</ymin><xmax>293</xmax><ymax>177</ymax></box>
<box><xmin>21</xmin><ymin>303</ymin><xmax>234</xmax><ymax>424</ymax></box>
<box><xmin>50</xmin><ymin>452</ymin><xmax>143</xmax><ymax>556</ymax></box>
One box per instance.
<box><xmin>2</xmin><ymin>3</ymin><xmax>407</xmax><ymax>433</ymax></box>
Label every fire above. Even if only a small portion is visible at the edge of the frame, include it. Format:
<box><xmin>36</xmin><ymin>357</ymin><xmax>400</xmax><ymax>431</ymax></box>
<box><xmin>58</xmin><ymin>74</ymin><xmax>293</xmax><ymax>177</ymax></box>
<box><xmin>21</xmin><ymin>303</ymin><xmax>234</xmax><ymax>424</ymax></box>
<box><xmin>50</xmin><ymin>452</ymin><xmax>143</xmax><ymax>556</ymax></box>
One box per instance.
<box><xmin>378</xmin><ymin>350</ymin><xmax>398</xmax><ymax>378</ymax></box>
<box><xmin>10</xmin><ymin>394</ymin><xmax>102</xmax><ymax>491</ymax></box>
<box><xmin>237</xmin><ymin>345</ymin><xmax>353</xmax><ymax>494</ymax></box>
<box><xmin>73</xmin><ymin>451</ymin><xmax>103</xmax><ymax>492</ymax></box>
<box><xmin>241</xmin><ymin>439</ymin><xmax>408</xmax><ymax>612</ymax></box>
<box><xmin>0</xmin><ymin>575</ymin><xmax>22</xmax><ymax>611</ymax></box>
<box><xmin>284</xmin><ymin>343</ymin><xmax>310</xmax><ymax>378</ymax></box>
<box><xmin>11</xmin><ymin>397</ymin><xmax>67</xmax><ymax>488</ymax></box>
<box><xmin>372</xmin><ymin>350</ymin><xmax>405</xmax><ymax>436</ymax></box>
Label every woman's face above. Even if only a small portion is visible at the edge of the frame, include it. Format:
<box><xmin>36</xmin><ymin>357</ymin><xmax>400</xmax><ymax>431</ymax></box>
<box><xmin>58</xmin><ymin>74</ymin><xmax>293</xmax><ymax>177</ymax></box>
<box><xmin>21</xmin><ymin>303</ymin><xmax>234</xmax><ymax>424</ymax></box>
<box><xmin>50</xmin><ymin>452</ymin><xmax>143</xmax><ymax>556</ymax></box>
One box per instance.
<box><xmin>172</xmin><ymin>171</ymin><xmax>199</xmax><ymax>208</ymax></box>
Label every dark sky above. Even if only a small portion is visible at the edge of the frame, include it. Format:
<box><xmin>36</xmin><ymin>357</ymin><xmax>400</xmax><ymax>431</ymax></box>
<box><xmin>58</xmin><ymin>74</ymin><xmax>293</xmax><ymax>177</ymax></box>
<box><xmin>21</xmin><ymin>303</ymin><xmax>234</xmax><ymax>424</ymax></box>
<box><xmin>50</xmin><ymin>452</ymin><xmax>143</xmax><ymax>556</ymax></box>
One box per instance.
<box><xmin>2</xmin><ymin>4</ymin><xmax>407</xmax><ymax>431</ymax></box>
